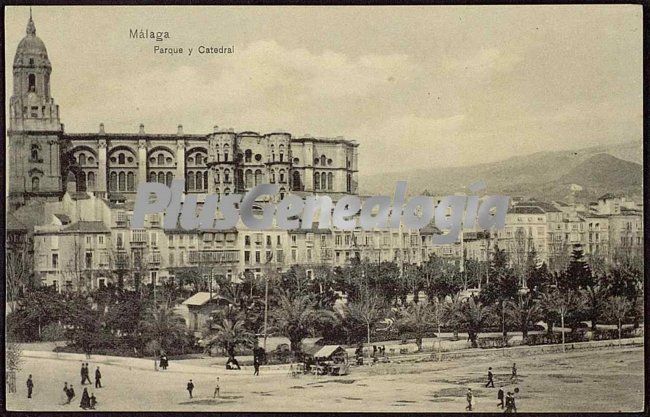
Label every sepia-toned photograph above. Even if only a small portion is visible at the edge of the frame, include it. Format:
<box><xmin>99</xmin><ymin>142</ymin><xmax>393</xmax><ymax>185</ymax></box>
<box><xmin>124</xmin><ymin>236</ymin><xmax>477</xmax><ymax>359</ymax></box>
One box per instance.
<box><xmin>4</xmin><ymin>4</ymin><xmax>644</xmax><ymax>413</ymax></box>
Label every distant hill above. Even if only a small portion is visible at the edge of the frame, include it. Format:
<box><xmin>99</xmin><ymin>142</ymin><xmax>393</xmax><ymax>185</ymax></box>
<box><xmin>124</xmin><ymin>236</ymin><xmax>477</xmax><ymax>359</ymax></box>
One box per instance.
<box><xmin>359</xmin><ymin>140</ymin><xmax>643</xmax><ymax>202</ymax></box>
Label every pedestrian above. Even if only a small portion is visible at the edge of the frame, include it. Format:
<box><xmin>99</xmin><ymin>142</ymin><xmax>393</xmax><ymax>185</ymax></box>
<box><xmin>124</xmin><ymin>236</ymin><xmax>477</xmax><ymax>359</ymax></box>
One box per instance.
<box><xmin>62</xmin><ymin>382</ymin><xmax>69</xmax><ymax>404</ymax></box>
<box><xmin>213</xmin><ymin>377</ymin><xmax>220</xmax><ymax>398</ymax></box>
<box><xmin>505</xmin><ymin>392</ymin><xmax>516</xmax><ymax>413</ymax></box>
<box><xmin>26</xmin><ymin>374</ymin><xmax>34</xmax><ymax>398</ymax></box>
<box><xmin>67</xmin><ymin>384</ymin><xmax>76</xmax><ymax>404</ymax></box>
<box><xmin>485</xmin><ymin>367</ymin><xmax>495</xmax><ymax>388</ymax></box>
<box><xmin>82</xmin><ymin>363</ymin><xmax>91</xmax><ymax>385</ymax></box>
<box><xmin>497</xmin><ymin>387</ymin><xmax>504</xmax><ymax>409</ymax></box>
<box><xmin>465</xmin><ymin>388</ymin><xmax>474</xmax><ymax>411</ymax></box>
<box><xmin>90</xmin><ymin>393</ymin><xmax>97</xmax><ymax>409</ymax></box>
<box><xmin>187</xmin><ymin>379</ymin><xmax>194</xmax><ymax>399</ymax></box>
<box><xmin>95</xmin><ymin>366</ymin><xmax>102</xmax><ymax>388</ymax></box>
<box><xmin>80</xmin><ymin>387</ymin><xmax>90</xmax><ymax>409</ymax></box>
<box><xmin>253</xmin><ymin>360</ymin><xmax>260</xmax><ymax>376</ymax></box>
<box><xmin>510</xmin><ymin>363</ymin><xmax>517</xmax><ymax>382</ymax></box>
<box><xmin>66</xmin><ymin>384</ymin><xmax>76</xmax><ymax>404</ymax></box>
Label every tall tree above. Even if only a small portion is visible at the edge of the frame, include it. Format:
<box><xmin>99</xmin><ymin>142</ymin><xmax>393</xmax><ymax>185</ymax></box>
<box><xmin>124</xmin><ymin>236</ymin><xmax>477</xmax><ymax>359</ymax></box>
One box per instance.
<box><xmin>270</xmin><ymin>291</ymin><xmax>335</xmax><ymax>353</ymax></box>
<box><xmin>460</xmin><ymin>297</ymin><xmax>490</xmax><ymax>348</ymax></box>
<box><xmin>139</xmin><ymin>303</ymin><xmax>189</xmax><ymax>355</ymax></box>
<box><xmin>559</xmin><ymin>244</ymin><xmax>592</xmax><ymax>291</ymax></box>
<box><xmin>480</xmin><ymin>245</ymin><xmax>518</xmax><ymax>338</ymax></box>
<box><xmin>396</xmin><ymin>302</ymin><xmax>437</xmax><ymax>351</ymax></box>
<box><xmin>605</xmin><ymin>296</ymin><xmax>632</xmax><ymax>346</ymax></box>
<box><xmin>505</xmin><ymin>293</ymin><xmax>541</xmax><ymax>339</ymax></box>
<box><xmin>203</xmin><ymin>318</ymin><xmax>255</xmax><ymax>361</ymax></box>
<box><xmin>344</xmin><ymin>290</ymin><xmax>386</xmax><ymax>345</ymax></box>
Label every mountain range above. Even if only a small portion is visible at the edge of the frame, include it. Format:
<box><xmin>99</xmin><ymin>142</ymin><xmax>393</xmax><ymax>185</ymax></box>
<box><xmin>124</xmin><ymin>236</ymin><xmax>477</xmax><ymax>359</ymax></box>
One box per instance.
<box><xmin>359</xmin><ymin>140</ymin><xmax>643</xmax><ymax>203</ymax></box>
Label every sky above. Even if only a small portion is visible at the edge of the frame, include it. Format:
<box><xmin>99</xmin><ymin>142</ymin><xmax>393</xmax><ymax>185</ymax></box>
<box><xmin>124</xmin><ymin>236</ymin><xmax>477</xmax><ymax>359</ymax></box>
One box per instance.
<box><xmin>5</xmin><ymin>6</ymin><xmax>643</xmax><ymax>175</ymax></box>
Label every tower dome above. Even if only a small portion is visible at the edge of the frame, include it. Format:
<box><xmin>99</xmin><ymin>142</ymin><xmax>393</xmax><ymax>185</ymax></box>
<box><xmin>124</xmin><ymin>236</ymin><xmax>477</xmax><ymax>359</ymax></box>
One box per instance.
<box><xmin>14</xmin><ymin>11</ymin><xmax>51</xmax><ymax>68</ymax></box>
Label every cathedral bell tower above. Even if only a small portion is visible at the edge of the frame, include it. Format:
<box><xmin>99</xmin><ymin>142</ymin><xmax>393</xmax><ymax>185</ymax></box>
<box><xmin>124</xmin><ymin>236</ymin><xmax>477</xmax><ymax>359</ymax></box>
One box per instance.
<box><xmin>8</xmin><ymin>10</ymin><xmax>64</xmax><ymax>209</ymax></box>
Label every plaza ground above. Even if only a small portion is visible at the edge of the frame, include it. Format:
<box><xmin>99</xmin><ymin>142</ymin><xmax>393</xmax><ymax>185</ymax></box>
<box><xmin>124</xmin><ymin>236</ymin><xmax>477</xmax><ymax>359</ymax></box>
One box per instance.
<box><xmin>6</xmin><ymin>343</ymin><xmax>644</xmax><ymax>412</ymax></box>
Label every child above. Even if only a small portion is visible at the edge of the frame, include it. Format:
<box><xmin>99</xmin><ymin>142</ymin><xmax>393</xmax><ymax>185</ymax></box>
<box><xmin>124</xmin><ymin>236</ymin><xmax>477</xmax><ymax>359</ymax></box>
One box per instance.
<box><xmin>213</xmin><ymin>377</ymin><xmax>220</xmax><ymax>398</ymax></box>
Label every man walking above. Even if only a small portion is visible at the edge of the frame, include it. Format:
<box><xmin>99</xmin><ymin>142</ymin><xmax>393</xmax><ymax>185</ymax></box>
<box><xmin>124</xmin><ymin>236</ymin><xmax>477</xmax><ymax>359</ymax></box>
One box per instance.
<box><xmin>253</xmin><ymin>359</ymin><xmax>260</xmax><ymax>376</ymax></box>
<box><xmin>187</xmin><ymin>379</ymin><xmax>194</xmax><ymax>399</ymax></box>
<box><xmin>66</xmin><ymin>385</ymin><xmax>76</xmax><ymax>404</ymax></box>
<box><xmin>497</xmin><ymin>387</ymin><xmax>504</xmax><ymax>409</ymax></box>
<box><xmin>465</xmin><ymin>388</ymin><xmax>474</xmax><ymax>411</ymax></box>
<box><xmin>213</xmin><ymin>377</ymin><xmax>220</xmax><ymax>398</ymax></box>
<box><xmin>510</xmin><ymin>363</ymin><xmax>518</xmax><ymax>382</ymax></box>
<box><xmin>95</xmin><ymin>366</ymin><xmax>102</xmax><ymax>388</ymax></box>
<box><xmin>26</xmin><ymin>375</ymin><xmax>34</xmax><ymax>398</ymax></box>
<box><xmin>485</xmin><ymin>367</ymin><xmax>495</xmax><ymax>388</ymax></box>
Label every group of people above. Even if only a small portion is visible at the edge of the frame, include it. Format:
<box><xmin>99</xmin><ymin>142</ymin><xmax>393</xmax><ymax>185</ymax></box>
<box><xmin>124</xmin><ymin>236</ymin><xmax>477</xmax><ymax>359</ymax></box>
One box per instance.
<box><xmin>467</xmin><ymin>363</ymin><xmax>520</xmax><ymax>412</ymax></box>
<box><xmin>80</xmin><ymin>363</ymin><xmax>102</xmax><ymax>388</ymax></box>
<box><xmin>61</xmin><ymin>381</ymin><xmax>97</xmax><ymax>409</ymax></box>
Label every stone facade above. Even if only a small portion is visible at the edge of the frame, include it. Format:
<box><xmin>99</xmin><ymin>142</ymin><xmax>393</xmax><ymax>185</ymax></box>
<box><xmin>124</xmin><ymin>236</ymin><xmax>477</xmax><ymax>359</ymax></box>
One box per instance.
<box><xmin>8</xmin><ymin>15</ymin><xmax>359</xmax><ymax>210</ymax></box>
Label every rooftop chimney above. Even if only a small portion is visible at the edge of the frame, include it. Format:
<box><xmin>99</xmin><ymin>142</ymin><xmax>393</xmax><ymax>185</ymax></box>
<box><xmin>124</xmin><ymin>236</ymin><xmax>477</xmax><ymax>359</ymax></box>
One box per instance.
<box><xmin>99</xmin><ymin>123</ymin><xmax>105</xmax><ymax>134</ymax></box>
<box><xmin>139</xmin><ymin>123</ymin><xmax>145</xmax><ymax>134</ymax></box>
<box><xmin>177</xmin><ymin>124</ymin><xmax>183</xmax><ymax>135</ymax></box>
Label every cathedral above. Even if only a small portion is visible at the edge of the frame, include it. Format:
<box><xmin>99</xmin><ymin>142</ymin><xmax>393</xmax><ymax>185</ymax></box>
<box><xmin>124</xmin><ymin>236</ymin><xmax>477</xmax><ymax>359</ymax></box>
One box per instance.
<box><xmin>8</xmin><ymin>13</ymin><xmax>360</xmax><ymax>211</ymax></box>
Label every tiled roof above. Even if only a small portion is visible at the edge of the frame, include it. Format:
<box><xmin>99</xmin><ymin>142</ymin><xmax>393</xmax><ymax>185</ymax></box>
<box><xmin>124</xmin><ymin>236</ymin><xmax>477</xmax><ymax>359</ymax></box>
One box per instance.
<box><xmin>63</xmin><ymin>221</ymin><xmax>110</xmax><ymax>233</ymax></box>
<box><xmin>182</xmin><ymin>292</ymin><xmax>216</xmax><ymax>306</ymax></box>
<box><xmin>508</xmin><ymin>206</ymin><xmax>545</xmax><ymax>214</ymax></box>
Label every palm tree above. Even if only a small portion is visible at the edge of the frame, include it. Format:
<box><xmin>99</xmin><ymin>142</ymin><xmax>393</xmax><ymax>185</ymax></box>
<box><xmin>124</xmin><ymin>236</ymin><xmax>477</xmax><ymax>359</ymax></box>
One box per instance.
<box><xmin>581</xmin><ymin>281</ymin><xmax>609</xmax><ymax>330</ymax></box>
<box><xmin>539</xmin><ymin>289</ymin><xmax>582</xmax><ymax>352</ymax></box>
<box><xmin>505</xmin><ymin>293</ymin><xmax>541</xmax><ymax>340</ymax></box>
<box><xmin>606</xmin><ymin>296</ymin><xmax>631</xmax><ymax>347</ymax></box>
<box><xmin>441</xmin><ymin>294</ymin><xmax>464</xmax><ymax>340</ymax></box>
<box><xmin>459</xmin><ymin>297</ymin><xmax>489</xmax><ymax>348</ymax></box>
<box><xmin>345</xmin><ymin>291</ymin><xmax>386</xmax><ymax>345</ymax></box>
<box><xmin>270</xmin><ymin>292</ymin><xmax>335</xmax><ymax>353</ymax></box>
<box><xmin>203</xmin><ymin>318</ymin><xmax>255</xmax><ymax>360</ymax></box>
<box><xmin>396</xmin><ymin>302</ymin><xmax>437</xmax><ymax>351</ymax></box>
<box><xmin>139</xmin><ymin>303</ymin><xmax>188</xmax><ymax>355</ymax></box>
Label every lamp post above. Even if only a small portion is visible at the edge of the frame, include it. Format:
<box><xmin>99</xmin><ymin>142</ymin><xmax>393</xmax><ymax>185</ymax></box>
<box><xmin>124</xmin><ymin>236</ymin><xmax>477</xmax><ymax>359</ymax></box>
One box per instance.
<box><xmin>262</xmin><ymin>253</ymin><xmax>274</xmax><ymax>351</ymax></box>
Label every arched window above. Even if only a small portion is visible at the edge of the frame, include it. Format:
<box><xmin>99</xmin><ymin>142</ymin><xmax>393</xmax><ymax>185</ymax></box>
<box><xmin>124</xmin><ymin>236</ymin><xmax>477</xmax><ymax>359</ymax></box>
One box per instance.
<box><xmin>78</xmin><ymin>171</ymin><xmax>86</xmax><ymax>191</ymax></box>
<box><xmin>127</xmin><ymin>172</ymin><xmax>135</xmax><ymax>190</ymax></box>
<box><xmin>195</xmin><ymin>171</ymin><xmax>203</xmax><ymax>190</ymax></box>
<box><xmin>28</xmin><ymin>74</ymin><xmax>36</xmax><ymax>91</ymax></box>
<box><xmin>321</xmin><ymin>173</ymin><xmax>327</xmax><ymax>190</ymax></box>
<box><xmin>87</xmin><ymin>171</ymin><xmax>96</xmax><ymax>189</ymax></box>
<box><xmin>118</xmin><ymin>154</ymin><xmax>125</xmax><ymax>164</ymax></box>
<box><xmin>293</xmin><ymin>171</ymin><xmax>301</xmax><ymax>191</ymax></box>
<box><xmin>279</xmin><ymin>169</ymin><xmax>285</xmax><ymax>183</ymax></box>
<box><xmin>109</xmin><ymin>172</ymin><xmax>117</xmax><ymax>191</ymax></box>
<box><xmin>279</xmin><ymin>144</ymin><xmax>285</xmax><ymax>162</ymax></box>
<box><xmin>314</xmin><ymin>158</ymin><xmax>319</xmax><ymax>165</ymax></box>
<box><xmin>245</xmin><ymin>149</ymin><xmax>252</xmax><ymax>163</ymax></box>
<box><xmin>255</xmin><ymin>169</ymin><xmax>263</xmax><ymax>186</ymax></box>
<box><xmin>196</xmin><ymin>154</ymin><xmax>203</xmax><ymax>165</ymax></box>
<box><xmin>166</xmin><ymin>172</ymin><xmax>173</xmax><ymax>187</ymax></box>
<box><xmin>31</xmin><ymin>145</ymin><xmax>39</xmax><ymax>161</ymax></box>
<box><xmin>321</xmin><ymin>155</ymin><xmax>326</xmax><ymax>166</ymax></box>
<box><xmin>187</xmin><ymin>171</ymin><xmax>195</xmax><ymax>190</ymax></box>
<box><xmin>272</xmin><ymin>153</ymin><xmax>276</xmax><ymax>162</ymax></box>
<box><xmin>271</xmin><ymin>170</ymin><xmax>276</xmax><ymax>183</ymax></box>
<box><xmin>118</xmin><ymin>172</ymin><xmax>126</xmax><ymax>191</ymax></box>
<box><xmin>149</xmin><ymin>172</ymin><xmax>157</xmax><ymax>182</ymax></box>
<box><xmin>79</xmin><ymin>153</ymin><xmax>86</xmax><ymax>166</ymax></box>
<box><xmin>224</xmin><ymin>152</ymin><xmax>228</xmax><ymax>162</ymax></box>
<box><xmin>314</xmin><ymin>172</ymin><xmax>320</xmax><ymax>190</ymax></box>
<box><xmin>31</xmin><ymin>176</ymin><xmax>39</xmax><ymax>191</ymax></box>
<box><xmin>327</xmin><ymin>172</ymin><xmax>333</xmax><ymax>190</ymax></box>
<box><xmin>215</xmin><ymin>170</ymin><xmax>220</xmax><ymax>183</ymax></box>
<box><xmin>224</xmin><ymin>169</ymin><xmax>230</xmax><ymax>183</ymax></box>
<box><xmin>158</xmin><ymin>154</ymin><xmax>164</xmax><ymax>165</ymax></box>
<box><xmin>204</xmin><ymin>171</ymin><xmax>208</xmax><ymax>189</ymax></box>
<box><xmin>158</xmin><ymin>172</ymin><xmax>165</xmax><ymax>184</ymax></box>
<box><xmin>245</xmin><ymin>169</ymin><xmax>253</xmax><ymax>188</ymax></box>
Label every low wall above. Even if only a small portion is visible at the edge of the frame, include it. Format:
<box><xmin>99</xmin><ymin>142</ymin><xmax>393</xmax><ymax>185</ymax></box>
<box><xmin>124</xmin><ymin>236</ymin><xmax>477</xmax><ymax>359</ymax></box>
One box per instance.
<box><xmin>433</xmin><ymin>336</ymin><xmax>644</xmax><ymax>362</ymax></box>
